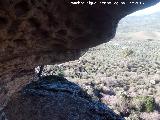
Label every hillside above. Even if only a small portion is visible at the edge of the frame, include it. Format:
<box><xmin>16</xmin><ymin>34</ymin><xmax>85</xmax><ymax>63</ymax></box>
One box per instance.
<box><xmin>117</xmin><ymin>11</ymin><xmax>160</xmax><ymax>33</ymax></box>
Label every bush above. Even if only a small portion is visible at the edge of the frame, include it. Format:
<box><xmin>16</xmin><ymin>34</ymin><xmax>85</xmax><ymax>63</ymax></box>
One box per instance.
<box><xmin>132</xmin><ymin>96</ymin><xmax>155</xmax><ymax>113</ymax></box>
<box><xmin>144</xmin><ymin>96</ymin><xmax>155</xmax><ymax>112</ymax></box>
<box><xmin>57</xmin><ymin>70</ymin><xmax>65</xmax><ymax>77</ymax></box>
<box><xmin>122</xmin><ymin>48</ymin><xmax>134</xmax><ymax>58</ymax></box>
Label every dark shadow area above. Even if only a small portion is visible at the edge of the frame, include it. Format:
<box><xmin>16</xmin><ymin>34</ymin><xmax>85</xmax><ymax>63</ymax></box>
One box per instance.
<box><xmin>3</xmin><ymin>75</ymin><xmax>124</xmax><ymax>120</ymax></box>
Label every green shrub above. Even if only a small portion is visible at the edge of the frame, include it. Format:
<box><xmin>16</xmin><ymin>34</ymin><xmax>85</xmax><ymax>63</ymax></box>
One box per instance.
<box><xmin>144</xmin><ymin>96</ymin><xmax>155</xmax><ymax>112</ymax></box>
<box><xmin>133</xmin><ymin>96</ymin><xmax>155</xmax><ymax>113</ymax></box>
<box><xmin>122</xmin><ymin>49</ymin><xmax>134</xmax><ymax>58</ymax></box>
<box><xmin>57</xmin><ymin>70</ymin><xmax>65</xmax><ymax>77</ymax></box>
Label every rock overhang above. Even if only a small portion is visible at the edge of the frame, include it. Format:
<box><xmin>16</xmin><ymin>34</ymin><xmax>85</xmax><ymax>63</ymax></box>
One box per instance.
<box><xmin>0</xmin><ymin>0</ymin><xmax>160</xmax><ymax>118</ymax></box>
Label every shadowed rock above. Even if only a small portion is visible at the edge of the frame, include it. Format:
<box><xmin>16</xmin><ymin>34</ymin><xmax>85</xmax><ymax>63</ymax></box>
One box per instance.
<box><xmin>3</xmin><ymin>75</ymin><xmax>124</xmax><ymax>120</ymax></box>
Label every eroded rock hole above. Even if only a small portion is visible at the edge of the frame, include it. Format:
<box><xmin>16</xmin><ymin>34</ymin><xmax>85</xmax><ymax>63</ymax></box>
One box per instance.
<box><xmin>56</xmin><ymin>29</ymin><xmax>67</xmax><ymax>36</ymax></box>
<box><xmin>0</xmin><ymin>17</ymin><xmax>8</xmax><ymax>29</ymax></box>
<box><xmin>13</xmin><ymin>39</ymin><xmax>27</xmax><ymax>47</ymax></box>
<box><xmin>8</xmin><ymin>20</ymin><xmax>20</xmax><ymax>34</ymax></box>
<box><xmin>28</xmin><ymin>17</ymin><xmax>41</xmax><ymax>29</ymax></box>
<box><xmin>14</xmin><ymin>1</ymin><xmax>30</xmax><ymax>17</ymax></box>
<box><xmin>48</xmin><ymin>14</ymin><xmax>59</xmax><ymax>28</ymax></box>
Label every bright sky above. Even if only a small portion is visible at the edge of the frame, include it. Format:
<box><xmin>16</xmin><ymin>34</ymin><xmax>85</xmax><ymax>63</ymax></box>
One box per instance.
<box><xmin>129</xmin><ymin>2</ymin><xmax>160</xmax><ymax>16</ymax></box>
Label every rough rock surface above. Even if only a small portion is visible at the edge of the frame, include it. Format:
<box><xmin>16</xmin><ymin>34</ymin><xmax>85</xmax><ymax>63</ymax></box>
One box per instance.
<box><xmin>0</xmin><ymin>0</ymin><xmax>160</xmax><ymax>119</ymax></box>
<box><xmin>3</xmin><ymin>75</ymin><xmax>124</xmax><ymax>120</ymax></box>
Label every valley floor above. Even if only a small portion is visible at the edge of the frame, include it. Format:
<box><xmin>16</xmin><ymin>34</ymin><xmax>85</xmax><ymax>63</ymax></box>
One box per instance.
<box><xmin>42</xmin><ymin>33</ymin><xmax>160</xmax><ymax>120</ymax></box>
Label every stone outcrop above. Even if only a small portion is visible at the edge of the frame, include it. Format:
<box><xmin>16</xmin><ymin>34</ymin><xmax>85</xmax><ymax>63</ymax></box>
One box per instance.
<box><xmin>0</xmin><ymin>0</ymin><xmax>159</xmax><ymax>119</ymax></box>
<box><xmin>3</xmin><ymin>75</ymin><xmax>124</xmax><ymax>120</ymax></box>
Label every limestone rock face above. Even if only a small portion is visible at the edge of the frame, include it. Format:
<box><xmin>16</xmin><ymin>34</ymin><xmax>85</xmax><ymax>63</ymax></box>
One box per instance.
<box><xmin>0</xmin><ymin>0</ymin><xmax>159</xmax><ymax>118</ymax></box>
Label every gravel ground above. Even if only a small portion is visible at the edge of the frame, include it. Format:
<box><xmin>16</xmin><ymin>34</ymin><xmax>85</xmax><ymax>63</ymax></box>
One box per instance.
<box><xmin>39</xmin><ymin>13</ymin><xmax>160</xmax><ymax>120</ymax></box>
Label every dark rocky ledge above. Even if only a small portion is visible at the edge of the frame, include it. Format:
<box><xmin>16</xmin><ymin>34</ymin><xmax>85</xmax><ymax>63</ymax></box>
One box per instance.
<box><xmin>3</xmin><ymin>75</ymin><xmax>124</xmax><ymax>120</ymax></box>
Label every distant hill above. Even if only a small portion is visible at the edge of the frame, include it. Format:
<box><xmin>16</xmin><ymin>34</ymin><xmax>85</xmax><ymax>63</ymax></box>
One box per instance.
<box><xmin>117</xmin><ymin>11</ymin><xmax>160</xmax><ymax>33</ymax></box>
